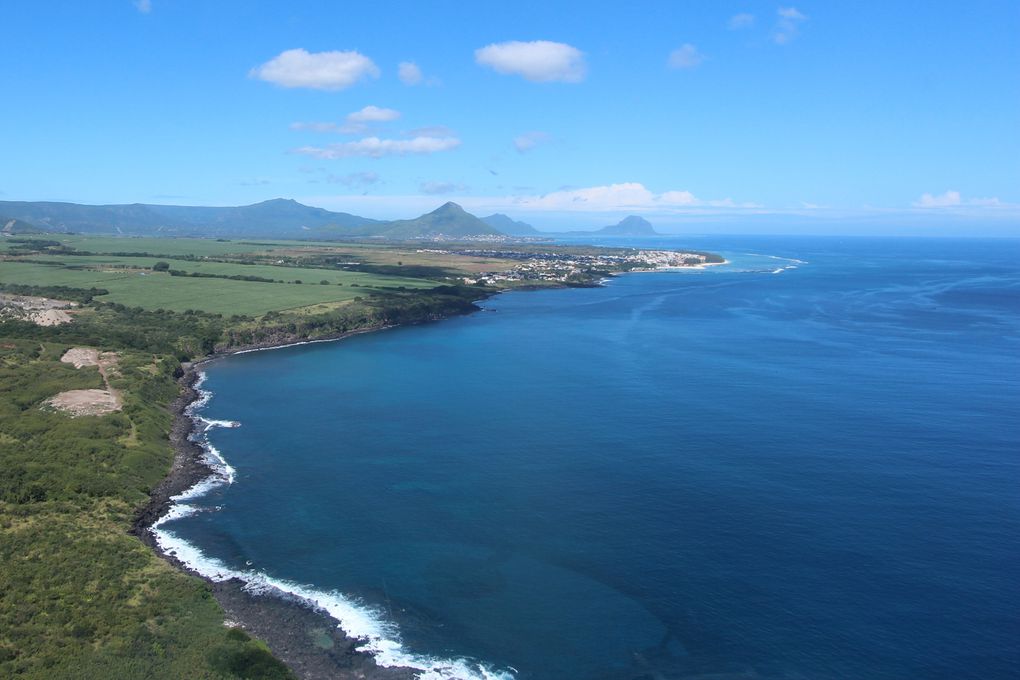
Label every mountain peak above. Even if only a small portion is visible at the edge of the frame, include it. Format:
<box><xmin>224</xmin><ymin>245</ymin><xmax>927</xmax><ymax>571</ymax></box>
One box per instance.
<box><xmin>597</xmin><ymin>215</ymin><xmax>658</xmax><ymax>235</ymax></box>
<box><xmin>481</xmin><ymin>213</ymin><xmax>540</xmax><ymax>235</ymax></box>
<box><xmin>433</xmin><ymin>201</ymin><xmax>467</xmax><ymax>214</ymax></box>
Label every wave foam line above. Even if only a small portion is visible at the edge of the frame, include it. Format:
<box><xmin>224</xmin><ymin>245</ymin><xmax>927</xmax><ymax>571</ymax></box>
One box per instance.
<box><xmin>153</xmin><ymin>372</ymin><xmax>513</xmax><ymax>680</ymax></box>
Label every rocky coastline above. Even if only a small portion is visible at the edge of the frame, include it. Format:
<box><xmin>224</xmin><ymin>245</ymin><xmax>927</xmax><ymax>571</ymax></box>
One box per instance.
<box><xmin>131</xmin><ymin>327</ymin><xmax>424</xmax><ymax>680</ymax></box>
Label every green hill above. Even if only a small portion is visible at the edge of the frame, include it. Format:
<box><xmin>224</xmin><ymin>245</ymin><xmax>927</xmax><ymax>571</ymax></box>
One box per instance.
<box><xmin>0</xmin><ymin>198</ymin><xmax>378</xmax><ymax>237</ymax></box>
<box><xmin>1</xmin><ymin>216</ymin><xmax>45</xmax><ymax>235</ymax></box>
<box><xmin>0</xmin><ymin>198</ymin><xmax>510</xmax><ymax>240</ymax></box>
<box><xmin>357</xmin><ymin>202</ymin><xmax>504</xmax><ymax>239</ymax></box>
<box><xmin>481</xmin><ymin>213</ymin><xmax>540</xmax><ymax>235</ymax></box>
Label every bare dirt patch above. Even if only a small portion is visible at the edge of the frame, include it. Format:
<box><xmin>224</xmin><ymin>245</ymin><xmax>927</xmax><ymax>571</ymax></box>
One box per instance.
<box><xmin>0</xmin><ymin>294</ymin><xmax>77</xmax><ymax>326</ymax></box>
<box><xmin>48</xmin><ymin>347</ymin><xmax>123</xmax><ymax>417</ymax></box>
<box><xmin>45</xmin><ymin>389</ymin><xmax>121</xmax><ymax>417</ymax></box>
<box><xmin>61</xmin><ymin>347</ymin><xmax>101</xmax><ymax>368</ymax></box>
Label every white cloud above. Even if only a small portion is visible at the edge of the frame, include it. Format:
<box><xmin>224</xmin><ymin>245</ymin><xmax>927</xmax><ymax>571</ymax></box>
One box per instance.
<box><xmin>291</xmin><ymin>106</ymin><xmax>401</xmax><ymax>136</ymax></box>
<box><xmin>668</xmin><ymin>44</ymin><xmax>705</xmax><ymax>70</ymax></box>
<box><xmin>347</xmin><ymin>105</ymin><xmax>400</xmax><ymax>123</ymax></box>
<box><xmin>502</xmin><ymin>182</ymin><xmax>754</xmax><ymax>212</ymax></box>
<box><xmin>913</xmin><ymin>190</ymin><xmax>1003</xmax><ymax>208</ymax></box>
<box><xmin>773</xmin><ymin>7</ymin><xmax>807</xmax><ymax>44</ymax></box>
<box><xmin>513</xmin><ymin>131</ymin><xmax>551</xmax><ymax>153</ymax></box>
<box><xmin>659</xmin><ymin>190</ymin><xmax>699</xmax><ymax>205</ymax></box>
<box><xmin>475</xmin><ymin>40</ymin><xmax>586</xmax><ymax>83</ymax></box>
<box><xmin>292</xmin><ymin>136</ymin><xmax>461</xmax><ymax>159</ymax></box>
<box><xmin>134</xmin><ymin>0</ymin><xmax>152</xmax><ymax>13</ymax></box>
<box><xmin>915</xmin><ymin>190</ymin><xmax>961</xmax><ymax>207</ymax></box>
<box><xmin>250</xmin><ymin>48</ymin><xmax>379</xmax><ymax>90</ymax></box>
<box><xmin>728</xmin><ymin>13</ymin><xmax>754</xmax><ymax>29</ymax></box>
<box><xmin>420</xmin><ymin>181</ymin><xmax>467</xmax><ymax>195</ymax></box>
<box><xmin>398</xmin><ymin>61</ymin><xmax>423</xmax><ymax>85</ymax></box>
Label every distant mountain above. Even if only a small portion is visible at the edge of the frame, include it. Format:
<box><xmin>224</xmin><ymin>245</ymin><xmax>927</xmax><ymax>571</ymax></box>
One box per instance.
<box><xmin>0</xmin><ymin>198</ymin><xmax>517</xmax><ymax>240</ymax></box>
<box><xmin>481</xmin><ymin>213</ymin><xmax>540</xmax><ymax>236</ymax></box>
<box><xmin>363</xmin><ymin>202</ymin><xmax>503</xmax><ymax>239</ymax></box>
<box><xmin>596</xmin><ymin>215</ymin><xmax>658</xmax><ymax>236</ymax></box>
<box><xmin>0</xmin><ymin>198</ymin><xmax>378</xmax><ymax>237</ymax></box>
<box><xmin>1</xmin><ymin>216</ymin><xmax>45</xmax><ymax>235</ymax></box>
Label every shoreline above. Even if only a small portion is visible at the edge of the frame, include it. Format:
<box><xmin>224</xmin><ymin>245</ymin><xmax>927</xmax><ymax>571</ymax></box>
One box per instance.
<box><xmin>131</xmin><ymin>324</ymin><xmax>435</xmax><ymax>680</ymax></box>
<box><xmin>129</xmin><ymin>261</ymin><xmax>719</xmax><ymax>679</ymax></box>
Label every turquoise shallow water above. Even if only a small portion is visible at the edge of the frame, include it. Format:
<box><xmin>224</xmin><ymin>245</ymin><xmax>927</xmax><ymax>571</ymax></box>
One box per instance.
<box><xmin>160</xmin><ymin>236</ymin><xmax>1020</xmax><ymax>679</ymax></box>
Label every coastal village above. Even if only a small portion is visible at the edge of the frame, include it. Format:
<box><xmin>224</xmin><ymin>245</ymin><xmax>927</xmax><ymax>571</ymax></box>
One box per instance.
<box><xmin>415</xmin><ymin>247</ymin><xmax>717</xmax><ymax>285</ymax></box>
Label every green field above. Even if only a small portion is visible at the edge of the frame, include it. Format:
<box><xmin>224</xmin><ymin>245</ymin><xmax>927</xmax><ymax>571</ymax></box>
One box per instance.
<box><xmin>0</xmin><ymin>233</ymin><xmax>457</xmax><ymax>315</ymax></box>
<box><xmin>25</xmin><ymin>254</ymin><xmax>434</xmax><ymax>287</ymax></box>
<box><xmin>0</xmin><ymin>235</ymin><xmax>376</xmax><ymax>257</ymax></box>
<box><xmin>0</xmin><ymin>262</ymin><xmax>436</xmax><ymax>316</ymax></box>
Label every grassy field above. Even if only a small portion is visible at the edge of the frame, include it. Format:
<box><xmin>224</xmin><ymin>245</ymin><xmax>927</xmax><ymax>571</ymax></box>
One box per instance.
<box><xmin>0</xmin><ymin>234</ymin><xmax>522</xmax><ymax>315</ymax></box>
<box><xmin>0</xmin><ymin>262</ymin><xmax>409</xmax><ymax>316</ymax></box>
<box><xmin>23</xmin><ymin>254</ymin><xmax>439</xmax><ymax>287</ymax></box>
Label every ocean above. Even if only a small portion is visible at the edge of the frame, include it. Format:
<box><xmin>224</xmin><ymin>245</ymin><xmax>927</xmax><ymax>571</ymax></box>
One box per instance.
<box><xmin>155</xmin><ymin>236</ymin><xmax>1020</xmax><ymax>679</ymax></box>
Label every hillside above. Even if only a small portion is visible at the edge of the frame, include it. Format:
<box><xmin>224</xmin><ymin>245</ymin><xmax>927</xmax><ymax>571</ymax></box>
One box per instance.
<box><xmin>1</xmin><ymin>216</ymin><xmax>45</xmax><ymax>235</ymax></box>
<box><xmin>481</xmin><ymin>213</ymin><xmax>541</xmax><ymax>236</ymax></box>
<box><xmin>0</xmin><ymin>198</ymin><xmax>378</xmax><ymax>238</ymax></box>
<box><xmin>359</xmin><ymin>202</ymin><xmax>504</xmax><ymax>239</ymax></box>
<box><xmin>0</xmin><ymin>199</ymin><xmax>510</xmax><ymax>240</ymax></box>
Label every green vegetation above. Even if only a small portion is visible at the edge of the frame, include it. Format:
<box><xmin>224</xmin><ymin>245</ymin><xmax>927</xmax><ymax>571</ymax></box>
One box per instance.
<box><xmin>0</xmin><ymin>340</ymin><xmax>294</xmax><ymax>679</ymax></box>
<box><xmin>0</xmin><ymin>198</ymin><xmax>506</xmax><ymax>239</ymax></box>
<box><xmin>0</xmin><ymin>234</ymin><xmax>500</xmax><ymax>678</ymax></box>
<box><xmin>0</xmin><ymin>237</ymin><xmax>456</xmax><ymax>316</ymax></box>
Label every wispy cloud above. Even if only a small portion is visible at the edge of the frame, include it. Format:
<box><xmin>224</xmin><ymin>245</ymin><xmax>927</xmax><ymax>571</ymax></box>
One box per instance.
<box><xmin>239</xmin><ymin>178</ymin><xmax>271</xmax><ymax>186</ymax></box>
<box><xmin>398</xmin><ymin>61</ymin><xmax>423</xmax><ymax>85</ymax></box>
<box><xmin>347</xmin><ymin>105</ymin><xmax>400</xmax><ymax>123</ymax></box>
<box><xmin>420</xmin><ymin>181</ymin><xmax>467</xmax><ymax>195</ymax></box>
<box><xmin>668</xmin><ymin>44</ymin><xmax>706</xmax><ymax>70</ymax></box>
<box><xmin>727</xmin><ymin>13</ymin><xmax>754</xmax><ymax>29</ymax></box>
<box><xmin>913</xmin><ymin>190</ymin><xmax>1001</xmax><ymax>208</ymax></box>
<box><xmin>773</xmin><ymin>7</ymin><xmax>807</xmax><ymax>45</ymax></box>
<box><xmin>915</xmin><ymin>190</ymin><xmax>961</xmax><ymax>208</ymax></box>
<box><xmin>134</xmin><ymin>0</ymin><xmax>152</xmax><ymax>13</ymax></box>
<box><xmin>503</xmin><ymin>182</ymin><xmax>757</xmax><ymax>212</ymax></box>
<box><xmin>292</xmin><ymin>135</ymin><xmax>461</xmax><ymax>159</ymax></box>
<box><xmin>291</xmin><ymin>106</ymin><xmax>401</xmax><ymax>135</ymax></box>
<box><xmin>475</xmin><ymin>40</ymin><xmax>586</xmax><ymax>83</ymax></box>
<box><xmin>250</xmin><ymin>48</ymin><xmax>379</xmax><ymax>90</ymax></box>
<box><xmin>513</xmin><ymin>131</ymin><xmax>551</xmax><ymax>153</ymax></box>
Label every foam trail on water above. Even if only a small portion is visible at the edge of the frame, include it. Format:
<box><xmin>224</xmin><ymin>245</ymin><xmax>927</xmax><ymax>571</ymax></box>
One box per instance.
<box><xmin>152</xmin><ymin>371</ymin><xmax>514</xmax><ymax>680</ymax></box>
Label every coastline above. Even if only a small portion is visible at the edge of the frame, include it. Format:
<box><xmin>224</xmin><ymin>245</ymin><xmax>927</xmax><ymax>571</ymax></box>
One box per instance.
<box><xmin>131</xmin><ymin>325</ymin><xmax>427</xmax><ymax>680</ymax></box>
<box><xmin>129</xmin><ymin>261</ymin><xmax>721</xmax><ymax>679</ymax></box>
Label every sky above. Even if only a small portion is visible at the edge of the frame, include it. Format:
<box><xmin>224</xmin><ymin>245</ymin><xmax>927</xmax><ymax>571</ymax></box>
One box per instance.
<box><xmin>2</xmin><ymin>1</ymin><xmax>1019</xmax><ymax>234</ymax></box>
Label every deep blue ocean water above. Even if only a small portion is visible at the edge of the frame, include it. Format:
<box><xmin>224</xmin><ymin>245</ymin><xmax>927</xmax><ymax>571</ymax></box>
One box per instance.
<box><xmin>160</xmin><ymin>236</ymin><xmax>1020</xmax><ymax>679</ymax></box>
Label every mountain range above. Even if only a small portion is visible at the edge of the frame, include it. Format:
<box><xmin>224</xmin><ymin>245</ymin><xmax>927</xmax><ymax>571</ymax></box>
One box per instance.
<box><xmin>0</xmin><ymin>198</ymin><xmax>658</xmax><ymax>240</ymax></box>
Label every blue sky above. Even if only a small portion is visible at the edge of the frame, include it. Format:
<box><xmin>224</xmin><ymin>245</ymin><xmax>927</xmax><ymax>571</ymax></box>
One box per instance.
<box><xmin>2</xmin><ymin>1</ymin><xmax>1019</xmax><ymax>234</ymax></box>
